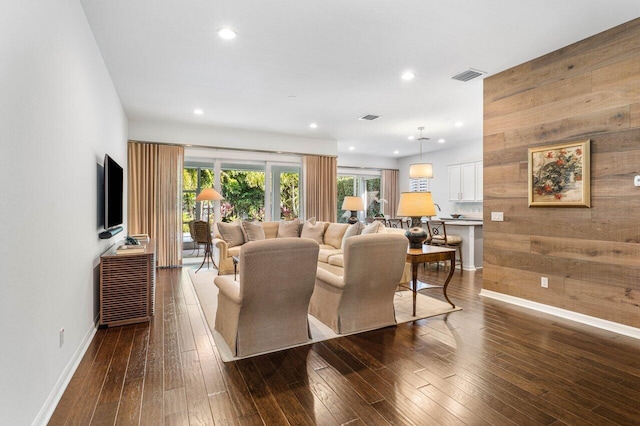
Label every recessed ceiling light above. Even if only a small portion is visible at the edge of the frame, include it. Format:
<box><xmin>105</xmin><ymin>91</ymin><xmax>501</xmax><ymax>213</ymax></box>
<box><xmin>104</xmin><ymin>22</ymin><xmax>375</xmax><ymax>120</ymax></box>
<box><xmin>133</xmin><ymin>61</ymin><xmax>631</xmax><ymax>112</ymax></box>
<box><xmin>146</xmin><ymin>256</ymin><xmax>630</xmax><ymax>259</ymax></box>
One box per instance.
<box><xmin>454</xmin><ymin>121</ymin><xmax>464</xmax><ymax>127</ymax></box>
<box><xmin>408</xmin><ymin>135</ymin><xmax>415</xmax><ymax>140</ymax></box>
<box><xmin>348</xmin><ymin>146</ymin><xmax>355</xmax><ymax>151</ymax></box>
<box><xmin>309</xmin><ymin>123</ymin><xmax>318</xmax><ymax>129</ymax></box>
<box><xmin>217</xmin><ymin>28</ymin><xmax>237</xmax><ymax>40</ymax></box>
<box><xmin>193</xmin><ymin>108</ymin><xmax>203</xmax><ymax>115</ymax></box>
<box><xmin>393</xmin><ymin>150</ymin><xmax>400</xmax><ymax>154</ymax></box>
<box><xmin>438</xmin><ymin>138</ymin><xmax>446</xmax><ymax>143</ymax></box>
<box><xmin>401</xmin><ymin>71</ymin><xmax>415</xmax><ymax>80</ymax></box>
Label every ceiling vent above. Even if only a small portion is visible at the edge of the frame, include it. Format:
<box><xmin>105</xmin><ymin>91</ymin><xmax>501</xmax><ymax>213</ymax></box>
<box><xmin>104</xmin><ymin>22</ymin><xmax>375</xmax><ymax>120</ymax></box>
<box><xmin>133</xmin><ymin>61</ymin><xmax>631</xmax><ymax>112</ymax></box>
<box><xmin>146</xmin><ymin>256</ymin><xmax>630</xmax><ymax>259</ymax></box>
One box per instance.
<box><xmin>451</xmin><ymin>68</ymin><xmax>486</xmax><ymax>82</ymax></box>
<box><xmin>358</xmin><ymin>114</ymin><xmax>380</xmax><ymax>121</ymax></box>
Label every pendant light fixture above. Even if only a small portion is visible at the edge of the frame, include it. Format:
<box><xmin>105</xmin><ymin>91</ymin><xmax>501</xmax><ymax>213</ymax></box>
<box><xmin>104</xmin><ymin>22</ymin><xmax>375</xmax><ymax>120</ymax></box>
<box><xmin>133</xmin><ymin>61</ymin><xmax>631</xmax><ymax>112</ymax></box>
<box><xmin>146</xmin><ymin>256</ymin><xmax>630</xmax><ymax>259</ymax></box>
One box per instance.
<box><xmin>409</xmin><ymin>126</ymin><xmax>433</xmax><ymax>179</ymax></box>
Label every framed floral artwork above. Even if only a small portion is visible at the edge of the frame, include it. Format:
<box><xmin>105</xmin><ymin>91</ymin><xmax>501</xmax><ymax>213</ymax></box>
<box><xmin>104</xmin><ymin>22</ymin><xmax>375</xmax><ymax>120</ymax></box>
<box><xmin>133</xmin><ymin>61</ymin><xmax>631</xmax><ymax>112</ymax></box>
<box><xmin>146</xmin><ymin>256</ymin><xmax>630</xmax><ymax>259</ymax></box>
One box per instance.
<box><xmin>528</xmin><ymin>140</ymin><xmax>590</xmax><ymax>207</ymax></box>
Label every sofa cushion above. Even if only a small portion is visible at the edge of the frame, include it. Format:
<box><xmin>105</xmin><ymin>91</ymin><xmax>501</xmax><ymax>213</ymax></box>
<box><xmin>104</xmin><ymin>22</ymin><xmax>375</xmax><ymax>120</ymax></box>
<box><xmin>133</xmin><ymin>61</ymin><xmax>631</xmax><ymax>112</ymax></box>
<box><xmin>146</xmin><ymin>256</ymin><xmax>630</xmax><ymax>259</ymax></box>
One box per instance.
<box><xmin>318</xmin><ymin>247</ymin><xmax>341</xmax><ymax>263</ymax></box>
<box><xmin>301</xmin><ymin>218</ymin><xmax>326</xmax><ymax>244</ymax></box>
<box><xmin>242</xmin><ymin>220</ymin><xmax>266</xmax><ymax>242</ymax></box>
<box><xmin>218</xmin><ymin>221</ymin><xmax>245</xmax><ymax>247</ymax></box>
<box><xmin>277</xmin><ymin>219</ymin><xmax>301</xmax><ymax>238</ymax></box>
<box><xmin>327</xmin><ymin>253</ymin><xmax>344</xmax><ymax>267</ymax></box>
<box><xmin>341</xmin><ymin>222</ymin><xmax>362</xmax><ymax>248</ymax></box>
<box><xmin>323</xmin><ymin>223</ymin><xmax>349</xmax><ymax>249</ymax></box>
<box><xmin>260</xmin><ymin>221</ymin><xmax>279</xmax><ymax>239</ymax></box>
<box><xmin>316</xmin><ymin>261</ymin><xmax>344</xmax><ymax>276</ymax></box>
<box><xmin>360</xmin><ymin>221</ymin><xmax>385</xmax><ymax>235</ymax></box>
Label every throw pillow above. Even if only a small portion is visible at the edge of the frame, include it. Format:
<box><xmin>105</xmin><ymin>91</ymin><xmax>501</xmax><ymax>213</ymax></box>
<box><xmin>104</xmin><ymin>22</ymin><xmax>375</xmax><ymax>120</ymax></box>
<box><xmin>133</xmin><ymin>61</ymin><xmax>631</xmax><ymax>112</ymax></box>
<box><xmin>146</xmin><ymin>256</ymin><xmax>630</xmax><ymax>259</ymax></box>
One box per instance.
<box><xmin>242</xmin><ymin>220</ymin><xmax>266</xmax><ymax>242</ymax></box>
<box><xmin>217</xmin><ymin>221</ymin><xmax>245</xmax><ymax>247</ymax></box>
<box><xmin>360</xmin><ymin>221</ymin><xmax>383</xmax><ymax>235</ymax></box>
<box><xmin>341</xmin><ymin>222</ymin><xmax>362</xmax><ymax>249</ymax></box>
<box><xmin>277</xmin><ymin>219</ymin><xmax>301</xmax><ymax>238</ymax></box>
<box><xmin>300</xmin><ymin>218</ymin><xmax>325</xmax><ymax>244</ymax></box>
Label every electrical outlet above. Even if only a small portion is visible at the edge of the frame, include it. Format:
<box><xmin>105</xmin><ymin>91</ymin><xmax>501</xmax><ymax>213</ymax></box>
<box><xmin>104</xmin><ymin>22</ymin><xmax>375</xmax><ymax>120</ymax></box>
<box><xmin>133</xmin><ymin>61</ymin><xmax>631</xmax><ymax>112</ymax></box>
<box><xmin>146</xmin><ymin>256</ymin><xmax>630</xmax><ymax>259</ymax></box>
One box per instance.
<box><xmin>541</xmin><ymin>277</ymin><xmax>548</xmax><ymax>288</ymax></box>
<box><xmin>491</xmin><ymin>212</ymin><xmax>504</xmax><ymax>221</ymax></box>
<box><xmin>634</xmin><ymin>175</ymin><xmax>640</xmax><ymax>186</ymax></box>
<box><xmin>59</xmin><ymin>328</ymin><xmax>64</xmax><ymax>347</ymax></box>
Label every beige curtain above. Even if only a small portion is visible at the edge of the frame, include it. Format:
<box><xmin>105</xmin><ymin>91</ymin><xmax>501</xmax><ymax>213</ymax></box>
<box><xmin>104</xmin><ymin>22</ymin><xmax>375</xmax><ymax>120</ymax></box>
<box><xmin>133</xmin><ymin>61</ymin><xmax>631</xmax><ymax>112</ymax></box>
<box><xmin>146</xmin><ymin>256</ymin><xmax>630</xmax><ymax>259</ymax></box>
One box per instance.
<box><xmin>303</xmin><ymin>155</ymin><xmax>337</xmax><ymax>222</ymax></box>
<box><xmin>128</xmin><ymin>142</ymin><xmax>184</xmax><ymax>267</ymax></box>
<box><xmin>382</xmin><ymin>169</ymin><xmax>399</xmax><ymax>218</ymax></box>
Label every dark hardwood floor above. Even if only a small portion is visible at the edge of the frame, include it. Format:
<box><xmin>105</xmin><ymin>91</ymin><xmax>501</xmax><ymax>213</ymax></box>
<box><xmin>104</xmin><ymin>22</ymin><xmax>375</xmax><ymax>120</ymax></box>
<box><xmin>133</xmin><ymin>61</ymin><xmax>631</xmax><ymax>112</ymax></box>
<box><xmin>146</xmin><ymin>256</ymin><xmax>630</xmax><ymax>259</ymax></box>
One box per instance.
<box><xmin>49</xmin><ymin>265</ymin><xmax>640</xmax><ymax>425</ymax></box>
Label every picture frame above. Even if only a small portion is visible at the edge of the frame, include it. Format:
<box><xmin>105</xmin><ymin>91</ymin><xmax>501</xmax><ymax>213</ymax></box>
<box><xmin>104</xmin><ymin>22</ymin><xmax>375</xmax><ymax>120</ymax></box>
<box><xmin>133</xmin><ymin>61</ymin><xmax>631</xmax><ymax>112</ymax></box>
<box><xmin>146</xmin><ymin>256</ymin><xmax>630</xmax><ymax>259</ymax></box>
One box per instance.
<box><xmin>528</xmin><ymin>139</ymin><xmax>590</xmax><ymax>207</ymax></box>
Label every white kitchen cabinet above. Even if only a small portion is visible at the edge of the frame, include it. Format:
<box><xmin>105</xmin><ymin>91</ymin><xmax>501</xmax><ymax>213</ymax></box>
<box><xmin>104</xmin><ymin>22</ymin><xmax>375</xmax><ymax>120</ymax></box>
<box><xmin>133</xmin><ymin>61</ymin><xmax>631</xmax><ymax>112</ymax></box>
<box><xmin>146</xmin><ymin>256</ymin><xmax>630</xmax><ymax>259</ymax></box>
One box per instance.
<box><xmin>448</xmin><ymin>161</ymin><xmax>483</xmax><ymax>202</ymax></box>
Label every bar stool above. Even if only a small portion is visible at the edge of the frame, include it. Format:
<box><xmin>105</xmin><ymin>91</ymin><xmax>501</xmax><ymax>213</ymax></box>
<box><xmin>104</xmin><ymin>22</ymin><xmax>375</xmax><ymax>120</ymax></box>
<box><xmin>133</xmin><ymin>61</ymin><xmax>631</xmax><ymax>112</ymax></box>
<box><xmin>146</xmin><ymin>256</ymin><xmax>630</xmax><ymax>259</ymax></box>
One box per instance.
<box><xmin>425</xmin><ymin>220</ymin><xmax>463</xmax><ymax>273</ymax></box>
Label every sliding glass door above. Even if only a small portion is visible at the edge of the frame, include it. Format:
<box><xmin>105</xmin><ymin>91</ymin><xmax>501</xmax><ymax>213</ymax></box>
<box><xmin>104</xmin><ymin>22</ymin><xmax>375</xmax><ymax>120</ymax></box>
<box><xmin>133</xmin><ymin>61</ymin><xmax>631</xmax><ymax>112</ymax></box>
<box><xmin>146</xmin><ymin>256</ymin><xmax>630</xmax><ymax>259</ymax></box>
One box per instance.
<box><xmin>336</xmin><ymin>172</ymin><xmax>381</xmax><ymax>223</ymax></box>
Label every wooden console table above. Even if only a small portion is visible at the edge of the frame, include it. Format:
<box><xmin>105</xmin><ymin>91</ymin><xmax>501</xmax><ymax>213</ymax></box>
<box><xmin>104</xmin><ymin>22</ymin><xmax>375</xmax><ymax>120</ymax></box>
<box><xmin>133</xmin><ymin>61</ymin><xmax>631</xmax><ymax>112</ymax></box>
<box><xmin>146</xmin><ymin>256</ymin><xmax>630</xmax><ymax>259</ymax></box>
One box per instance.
<box><xmin>100</xmin><ymin>240</ymin><xmax>156</xmax><ymax>326</ymax></box>
<box><xmin>406</xmin><ymin>245</ymin><xmax>456</xmax><ymax>316</ymax></box>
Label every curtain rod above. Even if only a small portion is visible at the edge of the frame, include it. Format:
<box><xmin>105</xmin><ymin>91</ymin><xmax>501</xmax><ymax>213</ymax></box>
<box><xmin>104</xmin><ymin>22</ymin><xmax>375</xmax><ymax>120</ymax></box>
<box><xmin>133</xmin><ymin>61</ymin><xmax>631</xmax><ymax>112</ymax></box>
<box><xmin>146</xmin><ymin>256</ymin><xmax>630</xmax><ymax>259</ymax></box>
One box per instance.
<box><xmin>129</xmin><ymin>140</ymin><xmax>338</xmax><ymax>158</ymax></box>
<box><xmin>339</xmin><ymin>165</ymin><xmax>399</xmax><ymax>172</ymax></box>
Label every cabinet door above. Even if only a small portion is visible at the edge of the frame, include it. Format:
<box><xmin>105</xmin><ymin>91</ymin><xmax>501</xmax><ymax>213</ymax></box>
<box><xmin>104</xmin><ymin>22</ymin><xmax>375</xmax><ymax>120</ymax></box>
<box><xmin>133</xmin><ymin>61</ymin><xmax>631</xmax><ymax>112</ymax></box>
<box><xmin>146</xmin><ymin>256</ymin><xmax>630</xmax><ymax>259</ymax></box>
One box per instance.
<box><xmin>460</xmin><ymin>163</ymin><xmax>476</xmax><ymax>201</ymax></box>
<box><xmin>448</xmin><ymin>165</ymin><xmax>461</xmax><ymax>201</ymax></box>
<box><xmin>475</xmin><ymin>161</ymin><xmax>483</xmax><ymax>201</ymax></box>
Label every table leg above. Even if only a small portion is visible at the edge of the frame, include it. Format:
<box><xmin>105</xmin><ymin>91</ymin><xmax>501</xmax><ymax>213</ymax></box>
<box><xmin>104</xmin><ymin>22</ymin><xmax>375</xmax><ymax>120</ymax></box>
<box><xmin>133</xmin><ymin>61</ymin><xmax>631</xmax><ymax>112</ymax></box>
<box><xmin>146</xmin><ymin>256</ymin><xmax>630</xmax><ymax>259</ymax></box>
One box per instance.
<box><xmin>442</xmin><ymin>251</ymin><xmax>456</xmax><ymax>308</ymax></box>
<box><xmin>411</xmin><ymin>262</ymin><xmax>419</xmax><ymax>316</ymax></box>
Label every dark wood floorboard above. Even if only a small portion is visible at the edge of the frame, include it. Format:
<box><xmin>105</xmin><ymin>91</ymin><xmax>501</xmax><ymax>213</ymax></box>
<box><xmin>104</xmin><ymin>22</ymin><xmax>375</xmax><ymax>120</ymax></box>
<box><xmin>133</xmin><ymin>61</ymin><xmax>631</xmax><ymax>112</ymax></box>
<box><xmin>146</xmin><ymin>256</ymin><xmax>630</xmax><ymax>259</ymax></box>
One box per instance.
<box><xmin>50</xmin><ymin>265</ymin><xmax>640</xmax><ymax>425</ymax></box>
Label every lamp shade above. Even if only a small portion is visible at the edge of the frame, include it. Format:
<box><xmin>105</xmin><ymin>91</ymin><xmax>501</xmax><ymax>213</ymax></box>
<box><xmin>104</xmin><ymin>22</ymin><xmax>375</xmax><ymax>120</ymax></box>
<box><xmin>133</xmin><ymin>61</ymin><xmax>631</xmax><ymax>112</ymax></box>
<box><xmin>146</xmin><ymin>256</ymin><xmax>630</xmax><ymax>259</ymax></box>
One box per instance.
<box><xmin>396</xmin><ymin>192</ymin><xmax>436</xmax><ymax>218</ymax></box>
<box><xmin>195</xmin><ymin>188</ymin><xmax>224</xmax><ymax>201</ymax></box>
<box><xmin>341</xmin><ymin>196</ymin><xmax>364</xmax><ymax>211</ymax></box>
<box><xmin>409</xmin><ymin>163</ymin><xmax>433</xmax><ymax>179</ymax></box>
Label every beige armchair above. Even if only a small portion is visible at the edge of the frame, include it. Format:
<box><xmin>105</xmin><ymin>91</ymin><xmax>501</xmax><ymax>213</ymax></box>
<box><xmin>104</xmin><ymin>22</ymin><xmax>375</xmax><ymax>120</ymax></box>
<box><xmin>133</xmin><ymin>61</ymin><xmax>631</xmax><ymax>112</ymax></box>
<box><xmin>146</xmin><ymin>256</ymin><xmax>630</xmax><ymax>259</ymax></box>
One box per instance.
<box><xmin>309</xmin><ymin>233</ymin><xmax>408</xmax><ymax>334</ymax></box>
<box><xmin>214</xmin><ymin>238</ymin><xmax>320</xmax><ymax>357</ymax></box>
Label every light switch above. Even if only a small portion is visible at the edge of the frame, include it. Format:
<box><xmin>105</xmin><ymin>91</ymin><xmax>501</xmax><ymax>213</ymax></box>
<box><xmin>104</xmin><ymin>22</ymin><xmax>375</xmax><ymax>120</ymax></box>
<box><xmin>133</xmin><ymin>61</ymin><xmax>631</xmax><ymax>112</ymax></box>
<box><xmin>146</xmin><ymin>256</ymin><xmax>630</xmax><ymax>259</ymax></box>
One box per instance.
<box><xmin>634</xmin><ymin>175</ymin><xmax>640</xmax><ymax>187</ymax></box>
<box><xmin>491</xmin><ymin>212</ymin><xmax>504</xmax><ymax>221</ymax></box>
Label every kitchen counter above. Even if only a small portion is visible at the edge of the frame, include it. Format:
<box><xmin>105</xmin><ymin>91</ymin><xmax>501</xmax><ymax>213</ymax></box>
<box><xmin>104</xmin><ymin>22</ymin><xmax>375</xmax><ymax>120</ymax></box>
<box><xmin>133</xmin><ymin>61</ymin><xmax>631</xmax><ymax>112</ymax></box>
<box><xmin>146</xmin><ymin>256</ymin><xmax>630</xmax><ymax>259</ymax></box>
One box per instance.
<box><xmin>437</xmin><ymin>218</ymin><xmax>483</xmax><ymax>271</ymax></box>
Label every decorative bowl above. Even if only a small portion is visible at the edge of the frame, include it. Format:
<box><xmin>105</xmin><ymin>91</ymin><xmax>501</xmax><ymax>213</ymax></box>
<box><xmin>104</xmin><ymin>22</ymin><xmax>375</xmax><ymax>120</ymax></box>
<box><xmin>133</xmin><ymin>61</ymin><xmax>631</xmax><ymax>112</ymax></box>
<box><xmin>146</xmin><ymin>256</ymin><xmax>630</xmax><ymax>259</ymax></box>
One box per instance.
<box><xmin>450</xmin><ymin>214</ymin><xmax>462</xmax><ymax>219</ymax></box>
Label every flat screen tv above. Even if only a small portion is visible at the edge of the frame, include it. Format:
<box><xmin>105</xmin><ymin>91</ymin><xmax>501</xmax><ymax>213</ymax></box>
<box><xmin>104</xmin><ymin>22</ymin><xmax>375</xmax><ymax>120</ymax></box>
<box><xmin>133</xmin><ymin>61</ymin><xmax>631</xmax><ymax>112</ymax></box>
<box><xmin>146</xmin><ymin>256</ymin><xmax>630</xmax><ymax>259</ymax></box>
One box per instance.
<box><xmin>104</xmin><ymin>154</ymin><xmax>123</xmax><ymax>229</ymax></box>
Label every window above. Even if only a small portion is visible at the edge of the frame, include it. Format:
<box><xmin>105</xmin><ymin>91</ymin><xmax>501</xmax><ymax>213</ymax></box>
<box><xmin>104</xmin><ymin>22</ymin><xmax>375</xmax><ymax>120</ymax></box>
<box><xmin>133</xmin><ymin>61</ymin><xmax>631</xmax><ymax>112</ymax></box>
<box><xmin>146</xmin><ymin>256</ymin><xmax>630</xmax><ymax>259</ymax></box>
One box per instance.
<box><xmin>183</xmin><ymin>150</ymin><xmax>302</xmax><ymax>226</ymax></box>
<box><xmin>220</xmin><ymin>163</ymin><xmax>265</xmax><ymax>222</ymax></box>
<box><xmin>337</xmin><ymin>176</ymin><xmax>355</xmax><ymax>223</ymax></box>
<box><xmin>409</xmin><ymin>178</ymin><xmax>429</xmax><ymax>192</ymax></box>
<box><xmin>271</xmin><ymin>165</ymin><xmax>300</xmax><ymax>220</ymax></box>
<box><xmin>182</xmin><ymin>166</ymin><xmax>214</xmax><ymax>232</ymax></box>
<box><xmin>337</xmin><ymin>171</ymin><xmax>381</xmax><ymax>222</ymax></box>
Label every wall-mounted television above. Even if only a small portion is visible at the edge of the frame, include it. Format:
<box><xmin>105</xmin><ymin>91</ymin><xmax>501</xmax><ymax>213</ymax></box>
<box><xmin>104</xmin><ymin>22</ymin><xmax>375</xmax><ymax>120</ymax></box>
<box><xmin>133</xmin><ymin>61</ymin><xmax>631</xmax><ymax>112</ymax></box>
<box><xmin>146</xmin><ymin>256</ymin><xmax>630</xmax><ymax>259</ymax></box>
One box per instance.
<box><xmin>104</xmin><ymin>154</ymin><xmax>123</xmax><ymax>230</ymax></box>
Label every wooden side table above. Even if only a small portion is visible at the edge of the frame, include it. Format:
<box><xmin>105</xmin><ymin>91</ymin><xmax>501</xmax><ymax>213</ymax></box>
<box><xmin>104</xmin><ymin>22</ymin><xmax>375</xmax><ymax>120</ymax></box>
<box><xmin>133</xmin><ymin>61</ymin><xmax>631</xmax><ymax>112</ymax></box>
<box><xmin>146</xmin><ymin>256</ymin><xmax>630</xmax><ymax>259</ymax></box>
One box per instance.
<box><xmin>405</xmin><ymin>245</ymin><xmax>456</xmax><ymax>316</ymax></box>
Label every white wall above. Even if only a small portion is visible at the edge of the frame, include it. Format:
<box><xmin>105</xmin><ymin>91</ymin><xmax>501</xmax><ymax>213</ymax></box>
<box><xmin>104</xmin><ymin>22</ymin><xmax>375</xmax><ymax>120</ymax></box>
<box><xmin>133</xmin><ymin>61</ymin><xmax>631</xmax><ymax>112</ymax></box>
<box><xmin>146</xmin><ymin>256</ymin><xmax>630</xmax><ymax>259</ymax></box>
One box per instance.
<box><xmin>397</xmin><ymin>141</ymin><xmax>482</xmax><ymax>216</ymax></box>
<box><xmin>129</xmin><ymin>119</ymin><xmax>338</xmax><ymax>157</ymax></box>
<box><xmin>337</xmin><ymin>153</ymin><xmax>400</xmax><ymax>170</ymax></box>
<box><xmin>0</xmin><ymin>1</ymin><xmax>127</xmax><ymax>424</ymax></box>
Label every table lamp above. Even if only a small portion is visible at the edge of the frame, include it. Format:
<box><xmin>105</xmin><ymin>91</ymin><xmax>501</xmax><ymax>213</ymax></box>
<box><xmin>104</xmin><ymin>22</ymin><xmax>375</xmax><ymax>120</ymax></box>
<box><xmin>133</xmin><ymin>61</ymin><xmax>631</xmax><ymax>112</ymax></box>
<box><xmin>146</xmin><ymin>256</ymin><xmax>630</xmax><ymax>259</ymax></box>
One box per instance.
<box><xmin>396</xmin><ymin>191</ymin><xmax>436</xmax><ymax>248</ymax></box>
<box><xmin>341</xmin><ymin>196</ymin><xmax>364</xmax><ymax>224</ymax></box>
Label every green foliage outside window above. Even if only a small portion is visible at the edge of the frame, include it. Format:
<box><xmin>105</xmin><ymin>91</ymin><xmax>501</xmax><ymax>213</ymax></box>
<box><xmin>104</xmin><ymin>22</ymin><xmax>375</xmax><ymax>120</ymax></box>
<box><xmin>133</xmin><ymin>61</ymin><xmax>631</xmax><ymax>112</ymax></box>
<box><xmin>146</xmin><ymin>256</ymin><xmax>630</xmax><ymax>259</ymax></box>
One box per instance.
<box><xmin>366</xmin><ymin>177</ymin><xmax>381</xmax><ymax>217</ymax></box>
<box><xmin>220</xmin><ymin>170</ymin><xmax>265</xmax><ymax>222</ymax></box>
<box><xmin>279</xmin><ymin>172</ymin><xmax>299</xmax><ymax>220</ymax></box>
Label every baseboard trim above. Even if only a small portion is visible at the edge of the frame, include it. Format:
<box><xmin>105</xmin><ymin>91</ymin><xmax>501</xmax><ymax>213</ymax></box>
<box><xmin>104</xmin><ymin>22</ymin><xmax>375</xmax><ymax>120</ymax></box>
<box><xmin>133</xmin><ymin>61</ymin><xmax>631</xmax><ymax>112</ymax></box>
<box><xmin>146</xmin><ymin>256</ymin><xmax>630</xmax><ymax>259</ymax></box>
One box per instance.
<box><xmin>480</xmin><ymin>289</ymin><xmax>640</xmax><ymax>340</ymax></box>
<box><xmin>32</xmin><ymin>320</ymin><xmax>98</xmax><ymax>426</ymax></box>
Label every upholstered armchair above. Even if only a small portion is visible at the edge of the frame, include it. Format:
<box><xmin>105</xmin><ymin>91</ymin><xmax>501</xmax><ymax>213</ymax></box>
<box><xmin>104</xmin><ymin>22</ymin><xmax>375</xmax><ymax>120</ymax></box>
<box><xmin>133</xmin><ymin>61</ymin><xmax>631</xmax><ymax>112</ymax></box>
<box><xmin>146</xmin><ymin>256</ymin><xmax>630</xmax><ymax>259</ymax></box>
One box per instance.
<box><xmin>214</xmin><ymin>238</ymin><xmax>319</xmax><ymax>357</ymax></box>
<box><xmin>309</xmin><ymin>233</ymin><xmax>408</xmax><ymax>334</ymax></box>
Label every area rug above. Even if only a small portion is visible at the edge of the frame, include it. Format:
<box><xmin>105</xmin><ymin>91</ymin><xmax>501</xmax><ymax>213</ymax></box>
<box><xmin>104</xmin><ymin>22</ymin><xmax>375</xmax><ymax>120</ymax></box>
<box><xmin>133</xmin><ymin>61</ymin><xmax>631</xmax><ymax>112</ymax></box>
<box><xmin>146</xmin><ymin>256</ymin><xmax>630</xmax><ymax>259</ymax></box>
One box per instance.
<box><xmin>187</xmin><ymin>268</ymin><xmax>461</xmax><ymax>362</ymax></box>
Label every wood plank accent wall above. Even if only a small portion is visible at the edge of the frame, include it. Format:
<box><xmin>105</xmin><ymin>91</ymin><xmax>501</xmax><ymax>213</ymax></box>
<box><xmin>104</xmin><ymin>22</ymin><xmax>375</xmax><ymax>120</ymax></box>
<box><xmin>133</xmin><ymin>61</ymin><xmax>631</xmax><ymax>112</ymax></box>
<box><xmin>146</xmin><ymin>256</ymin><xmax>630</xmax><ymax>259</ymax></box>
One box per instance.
<box><xmin>483</xmin><ymin>18</ymin><xmax>640</xmax><ymax>328</ymax></box>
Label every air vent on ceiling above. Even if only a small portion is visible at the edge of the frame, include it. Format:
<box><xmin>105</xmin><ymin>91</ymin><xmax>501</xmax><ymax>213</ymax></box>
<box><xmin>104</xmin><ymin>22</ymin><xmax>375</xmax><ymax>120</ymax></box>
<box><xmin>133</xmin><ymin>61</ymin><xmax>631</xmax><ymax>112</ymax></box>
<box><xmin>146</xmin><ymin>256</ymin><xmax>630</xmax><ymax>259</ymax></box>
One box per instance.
<box><xmin>451</xmin><ymin>68</ymin><xmax>486</xmax><ymax>82</ymax></box>
<box><xmin>358</xmin><ymin>114</ymin><xmax>380</xmax><ymax>121</ymax></box>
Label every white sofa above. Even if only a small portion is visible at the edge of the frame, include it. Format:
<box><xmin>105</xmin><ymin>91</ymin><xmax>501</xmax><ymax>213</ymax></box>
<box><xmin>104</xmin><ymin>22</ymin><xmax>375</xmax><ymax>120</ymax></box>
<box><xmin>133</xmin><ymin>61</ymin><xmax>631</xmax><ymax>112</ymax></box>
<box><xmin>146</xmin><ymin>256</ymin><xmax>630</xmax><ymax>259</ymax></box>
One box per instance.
<box><xmin>211</xmin><ymin>219</ymin><xmax>411</xmax><ymax>284</ymax></box>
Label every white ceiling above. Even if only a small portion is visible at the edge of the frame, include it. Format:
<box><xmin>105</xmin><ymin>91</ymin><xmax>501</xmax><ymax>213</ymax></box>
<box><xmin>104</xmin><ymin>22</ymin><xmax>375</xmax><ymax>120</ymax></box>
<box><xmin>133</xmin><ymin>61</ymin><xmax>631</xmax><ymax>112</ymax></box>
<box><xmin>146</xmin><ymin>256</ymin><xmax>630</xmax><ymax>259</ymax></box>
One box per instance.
<box><xmin>81</xmin><ymin>0</ymin><xmax>640</xmax><ymax>158</ymax></box>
